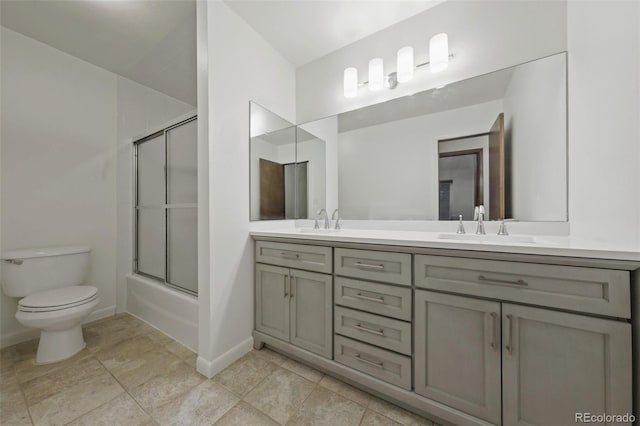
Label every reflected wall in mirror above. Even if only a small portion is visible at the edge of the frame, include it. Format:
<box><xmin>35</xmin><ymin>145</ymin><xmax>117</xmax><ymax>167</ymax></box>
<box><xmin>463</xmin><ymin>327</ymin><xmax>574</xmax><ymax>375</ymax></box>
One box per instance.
<box><xmin>250</xmin><ymin>102</ymin><xmax>326</xmax><ymax>220</ymax></box>
<box><xmin>336</xmin><ymin>52</ymin><xmax>567</xmax><ymax>221</ymax></box>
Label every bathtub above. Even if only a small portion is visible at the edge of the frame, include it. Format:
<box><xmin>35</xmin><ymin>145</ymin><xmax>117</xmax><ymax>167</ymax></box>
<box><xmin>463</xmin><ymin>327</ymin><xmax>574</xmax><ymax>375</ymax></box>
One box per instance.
<box><xmin>126</xmin><ymin>274</ymin><xmax>198</xmax><ymax>351</ymax></box>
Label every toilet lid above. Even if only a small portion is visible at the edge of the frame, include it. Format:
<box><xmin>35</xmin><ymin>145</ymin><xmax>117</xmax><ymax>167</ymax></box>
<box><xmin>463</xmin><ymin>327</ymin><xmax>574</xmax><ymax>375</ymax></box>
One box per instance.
<box><xmin>19</xmin><ymin>286</ymin><xmax>98</xmax><ymax>311</ymax></box>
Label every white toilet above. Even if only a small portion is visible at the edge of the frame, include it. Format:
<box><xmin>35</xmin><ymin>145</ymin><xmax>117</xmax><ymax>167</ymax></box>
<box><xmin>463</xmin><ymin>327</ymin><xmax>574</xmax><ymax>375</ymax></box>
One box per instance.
<box><xmin>1</xmin><ymin>246</ymin><xmax>99</xmax><ymax>364</ymax></box>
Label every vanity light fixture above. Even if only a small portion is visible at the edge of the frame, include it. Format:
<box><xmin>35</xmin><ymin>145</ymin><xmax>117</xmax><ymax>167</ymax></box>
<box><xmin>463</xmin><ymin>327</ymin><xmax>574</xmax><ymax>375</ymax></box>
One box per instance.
<box><xmin>343</xmin><ymin>67</ymin><xmax>358</xmax><ymax>98</ymax></box>
<box><xmin>368</xmin><ymin>58</ymin><xmax>384</xmax><ymax>91</ymax></box>
<box><xmin>429</xmin><ymin>33</ymin><xmax>449</xmax><ymax>73</ymax></box>
<box><xmin>397</xmin><ymin>46</ymin><xmax>414</xmax><ymax>83</ymax></box>
<box><xmin>343</xmin><ymin>33</ymin><xmax>451</xmax><ymax>98</ymax></box>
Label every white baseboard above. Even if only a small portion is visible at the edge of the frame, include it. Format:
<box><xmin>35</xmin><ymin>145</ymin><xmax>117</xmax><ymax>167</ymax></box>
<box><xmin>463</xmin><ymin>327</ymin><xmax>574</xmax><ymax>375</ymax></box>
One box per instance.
<box><xmin>197</xmin><ymin>336</ymin><xmax>254</xmax><ymax>378</ymax></box>
<box><xmin>0</xmin><ymin>305</ymin><xmax>116</xmax><ymax>349</ymax></box>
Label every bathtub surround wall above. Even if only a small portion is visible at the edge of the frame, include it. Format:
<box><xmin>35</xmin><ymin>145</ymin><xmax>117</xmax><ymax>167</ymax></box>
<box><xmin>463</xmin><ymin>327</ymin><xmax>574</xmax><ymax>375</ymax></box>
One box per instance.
<box><xmin>0</xmin><ymin>26</ymin><xmax>195</xmax><ymax>347</ymax></box>
<box><xmin>197</xmin><ymin>1</ymin><xmax>296</xmax><ymax>377</ymax></box>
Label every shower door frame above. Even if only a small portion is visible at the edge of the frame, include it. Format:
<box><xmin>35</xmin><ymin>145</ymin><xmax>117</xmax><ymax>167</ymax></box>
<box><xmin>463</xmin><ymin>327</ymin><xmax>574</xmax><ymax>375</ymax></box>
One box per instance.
<box><xmin>133</xmin><ymin>114</ymin><xmax>198</xmax><ymax>296</ymax></box>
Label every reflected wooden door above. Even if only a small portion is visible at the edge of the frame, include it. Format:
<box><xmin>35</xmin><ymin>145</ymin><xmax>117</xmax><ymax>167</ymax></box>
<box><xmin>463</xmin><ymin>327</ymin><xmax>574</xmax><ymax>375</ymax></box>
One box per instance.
<box><xmin>260</xmin><ymin>158</ymin><xmax>285</xmax><ymax>220</ymax></box>
<box><xmin>488</xmin><ymin>113</ymin><xmax>505</xmax><ymax>220</ymax></box>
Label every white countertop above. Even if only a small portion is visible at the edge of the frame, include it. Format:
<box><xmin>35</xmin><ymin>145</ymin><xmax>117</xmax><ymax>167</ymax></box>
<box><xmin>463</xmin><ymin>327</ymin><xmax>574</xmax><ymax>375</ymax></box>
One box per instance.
<box><xmin>250</xmin><ymin>228</ymin><xmax>640</xmax><ymax>262</ymax></box>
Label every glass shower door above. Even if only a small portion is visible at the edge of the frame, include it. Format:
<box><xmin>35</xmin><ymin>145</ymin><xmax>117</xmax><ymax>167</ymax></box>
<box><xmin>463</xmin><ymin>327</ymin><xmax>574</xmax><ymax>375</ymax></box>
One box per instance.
<box><xmin>166</xmin><ymin>118</ymin><xmax>197</xmax><ymax>294</ymax></box>
<box><xmin>134</xmin><ymin>116</ymin><xmax>198</xmax><ymax>295</ymax></box>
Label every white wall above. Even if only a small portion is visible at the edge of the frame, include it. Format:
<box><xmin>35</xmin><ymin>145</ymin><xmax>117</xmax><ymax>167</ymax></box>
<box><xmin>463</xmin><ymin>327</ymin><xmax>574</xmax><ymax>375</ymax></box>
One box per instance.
<box><xmin>198</xmin><ymin>1</ymin><xmax>296</xmax><ymax>376</ymax></box>
<box><xmin>338</xmin><ymin>100</ymin><xmax>502</xmax><ymax>220</ymax></box>
<box><xmin>1</xmin><ymin>27</ymin><xmax>117</xmax><ymax>345</ymax></box>
<box><xmin>115</xmin><ymin>78</ymin><xmax>195</xmax><ymax>313</ymax></box>
<box><xmin>567</xmin><ymin>1</ymin><xmax>640</xmax><ymax>248</ymax></box>
<box><xmin>296</xmin><ymin>0</ymin><xmax>567</xmax><ymax>122</ymax></box>
<box><xmin>503</xmin><ymin>53</ymin><xmax>567</xmax><ymax>221</ymax></box>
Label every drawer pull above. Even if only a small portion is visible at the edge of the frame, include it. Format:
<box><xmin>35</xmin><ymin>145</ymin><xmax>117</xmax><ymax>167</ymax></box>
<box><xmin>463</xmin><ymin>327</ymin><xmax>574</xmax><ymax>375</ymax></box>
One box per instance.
<box><xmin>280</xmin><ymin>252</ymin><xmax>300</xmax><ymax>260</ymax></box>
<box><xmin>353</xmin><ymin>323</ymin><xmax>385</xmax><ymax>336</ymax></box>
<box><xmin>489</xmin><ymin>312</ymin><xmax>498</xmax><ymax>349</ymax></box>
<box><xmin>505</xmin><ymin>314</ymin><xmax>514</xmax><ymax>355</ymax></box>
<box><xmin>354</xmin><ymin>262</ymin><xmax>385</xmax><ymax>270</ymax></box>
<box><xmin>353</xmin><ymin>353</ymin><xmax>384</xmax><ymax>368</ymax></box>
<box><xmin>353</xmin><ymin>293</ymin><xmax>385</xmax><ymax>304</ymax></box>
<box><xmin>478</xmin><ymin>275</ymin><xmax>528</xmax><ymax>287</ymax></box>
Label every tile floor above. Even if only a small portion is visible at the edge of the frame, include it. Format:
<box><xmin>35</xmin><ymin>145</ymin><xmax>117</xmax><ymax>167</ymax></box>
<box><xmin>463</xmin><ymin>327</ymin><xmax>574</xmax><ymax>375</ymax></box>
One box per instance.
<box><xmin>1</xmin><ymin>314</ymin><xmax>439</xmax><ymax>426</ymax></box>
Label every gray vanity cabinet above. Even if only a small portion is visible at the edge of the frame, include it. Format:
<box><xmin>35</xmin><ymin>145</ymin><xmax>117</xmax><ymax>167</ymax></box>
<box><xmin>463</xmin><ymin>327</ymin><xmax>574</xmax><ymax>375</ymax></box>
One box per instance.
<box><xmin>501</xmin><ymin>304</ymin><xmax>632</xmax><ymax>426</ymax></box>
<box><xmin>255</xmin><ymin>263</ymin><xmax>332</xmax><ymax>358</ymax></box>
<box><xmin>414</xmin><ymin>290</ymin><xmax>502</xmax><ymax>425</ymax></box>
<box><xmin>255</xmin><ymin>263</ymin><xmax>290</xmax><ymax>341</ymax></box>
<box><xmin>289</xmin><ymin>269</ymin><xmax>332</xmax><ymax>358</ymax></box>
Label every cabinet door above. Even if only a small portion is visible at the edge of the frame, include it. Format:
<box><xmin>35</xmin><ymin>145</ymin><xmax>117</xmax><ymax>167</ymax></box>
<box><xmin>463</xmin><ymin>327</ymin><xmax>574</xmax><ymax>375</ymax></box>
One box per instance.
<box><xmin>502</xmin><ymin>304</ymin><xmax>632</xmax><ymax>426</ymax></box>
<box><xmin>255</xmin><ymin>264</ymin><xmax>290</xmax><ymax>341</ymax></box>
<box><xmin>290</xmin><ymin>269</ymin><xmax>332</xmax><ymax>358</ymax></box>
<box><xmin>415</xmin><ymin>291</ymin><xmax>502</xmax><ymax>425</ymax></box>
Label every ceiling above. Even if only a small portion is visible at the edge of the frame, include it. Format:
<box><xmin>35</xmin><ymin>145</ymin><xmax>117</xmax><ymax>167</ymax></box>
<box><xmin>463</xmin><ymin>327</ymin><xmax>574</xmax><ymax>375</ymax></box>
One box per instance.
<box><xmin>224</xmin><ymin>0</ymin><xmax>445</xmax><ymax>66</ymax></box>
<box><xmin>0</xmin><ymin>0</ymin><xmax>196</xmax><ymax>105</ymax></box>
<box><xmin>1</xmin><ymin>0</ymin><xmax>445</xmax><ymax>104</ymax></box>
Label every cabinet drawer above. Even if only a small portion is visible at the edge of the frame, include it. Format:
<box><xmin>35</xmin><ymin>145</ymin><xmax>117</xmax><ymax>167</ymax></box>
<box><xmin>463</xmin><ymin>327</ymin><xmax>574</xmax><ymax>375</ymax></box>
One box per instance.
<box><xmin>256</xmin><ymin>241</ymin><xmax>332</xmax><ymax>274</ymax></box>
<box><xmin>335</xmin><ymin>248</ymin><xmax>411</xmax><ymax>286</ymax></box>
<box><xmin>415</xmin><ymin>255</ymin><xmax>630</xmax><ymax>318</ymax></box>
<box><xmin>334</xmin><ymin>335</ymin><xmax>411</xmax><ymax>390</ymax></box>
<box><xmin>335</xmin><ymin>307</ymin><xmax>411</xmax><ymax>355</ymax></box>
<box><xmin>335</xmin><ymin>277</ymin><xmax>412</xmax><ymax>321</ymax></box>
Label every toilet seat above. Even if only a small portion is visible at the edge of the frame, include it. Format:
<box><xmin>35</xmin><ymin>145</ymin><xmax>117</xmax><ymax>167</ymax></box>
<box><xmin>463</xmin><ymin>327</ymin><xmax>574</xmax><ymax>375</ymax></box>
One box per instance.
<box><xmin>18</xmin><ymin>286</ymin><xmax>98</xmax><ymax>313</ymax></box>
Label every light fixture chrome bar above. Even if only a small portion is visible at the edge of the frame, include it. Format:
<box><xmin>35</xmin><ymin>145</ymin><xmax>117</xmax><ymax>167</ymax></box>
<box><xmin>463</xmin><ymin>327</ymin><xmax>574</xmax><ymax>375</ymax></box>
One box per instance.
<box><xmin>357</xmin><ymin>54</ymin><xmax>454</xmax><ymax>87</ymax></box>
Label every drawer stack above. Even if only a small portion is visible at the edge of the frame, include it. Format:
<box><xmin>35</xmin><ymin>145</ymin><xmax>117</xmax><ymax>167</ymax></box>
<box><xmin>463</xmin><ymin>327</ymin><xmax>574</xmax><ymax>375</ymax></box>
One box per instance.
<box><xmin>333</xmin><ymin>248</ymin><xmax>413</xmax><ymax>390</ymax></box>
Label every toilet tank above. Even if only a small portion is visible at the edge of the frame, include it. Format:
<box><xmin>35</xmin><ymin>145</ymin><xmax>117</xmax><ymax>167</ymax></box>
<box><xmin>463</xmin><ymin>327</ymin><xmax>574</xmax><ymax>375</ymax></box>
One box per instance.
<box><xmin>1</xmin><ymin>246</ymin><xmax>90</xmax><ymax>298</ymax></box>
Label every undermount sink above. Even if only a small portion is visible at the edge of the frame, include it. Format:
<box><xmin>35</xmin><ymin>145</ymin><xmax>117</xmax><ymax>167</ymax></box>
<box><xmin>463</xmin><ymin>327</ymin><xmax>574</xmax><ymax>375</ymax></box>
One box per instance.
<box><xmin>298</xmin><ymin>228</ymin><xmax>340</xmax><ymax>234</ymax></box>
<box><xmin>438</xmin><ymin>233</ymin><xmax>537</xmax><ymax>244</ymax></box>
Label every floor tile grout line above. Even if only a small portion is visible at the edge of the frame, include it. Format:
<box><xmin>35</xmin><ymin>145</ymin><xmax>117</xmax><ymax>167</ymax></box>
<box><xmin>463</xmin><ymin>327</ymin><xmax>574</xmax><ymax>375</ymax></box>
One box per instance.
<box><xmin>285</xmin><ymin>381</ymin><xmax>320</xmax><ymax>425</ymax></box>
<box><xmin>14</xmin><ymin>369</ymin><xmax>36</xmax><ymax>426</ymax></box>
<box><xmin>236</xmin><ymin>359</ymin><xmax>317</xmax><ymax>426</ymax></box>
<box><xmin>94</xmin><ymin>319</ymin><xmax>203</xmax><ymax>424</ymax></box>
<box><xmin>91</xmin><ymin>350</ymin><xmax>158</xmax><ymax>424</ymax></box>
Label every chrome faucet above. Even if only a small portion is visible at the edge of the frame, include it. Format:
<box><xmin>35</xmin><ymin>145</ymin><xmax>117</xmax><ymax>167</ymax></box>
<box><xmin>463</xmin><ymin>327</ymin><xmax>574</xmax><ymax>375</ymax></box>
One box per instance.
<box><xmin>315</xmin><ymin>209</ymin><xmax>330</xmax><ymax>230</ymax></box>
<box><xmin>497</xmin><ymin>219</ymin><xmax>517</xmax><ymax>236</ymax></box>
<box><xmin>456</xmin><ymin>214</ymin><xmax>466</xmax><ymax>234</ymax></box>
<box><xmin>474</xmin><ymin>205</ymin><xmax>486</xmax><ymax>235</ymax></box>
<box><xmin>331</xmin><ymin>209</ymin><xmax>341</xmax><ymax>230</ymax></box>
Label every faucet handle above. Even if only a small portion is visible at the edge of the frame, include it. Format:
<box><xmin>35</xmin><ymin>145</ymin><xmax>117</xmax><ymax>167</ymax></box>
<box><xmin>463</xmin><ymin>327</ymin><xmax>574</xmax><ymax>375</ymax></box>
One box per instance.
<box><xmin>314</xmin><ymin>218</ymin><xmax>320</xmax><ymax>230</ymax></box>
<box><xmin>456</xmin><ymin>215</ymin><xmax>466</xmax><ymax>234</ymax></box>
<box><xmin>497</xmin><ymin>220</ymin><xmax>508</xmax><ymax>236</ymax></box>
<box><xmin>331</xmin><ymin>209</ymin><xmax>341</xmax><ymax>230</ymax></box>
<box><xmin>497</xmin><ymin>218</ymin><xmax>517</xmax><ymax>236</ymax></box>
<box><xmin>473</xmin><ymin>206</ymin><xmax>479</xmax><ymax>221</ymax></box>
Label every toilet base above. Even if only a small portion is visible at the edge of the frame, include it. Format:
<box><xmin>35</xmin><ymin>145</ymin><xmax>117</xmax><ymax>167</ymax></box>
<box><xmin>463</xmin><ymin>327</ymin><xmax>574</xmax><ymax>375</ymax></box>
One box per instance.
<box><xmin>36</xmin><ymin>324</ymin><xmax>86</xmax><ymax>364</ymax></box>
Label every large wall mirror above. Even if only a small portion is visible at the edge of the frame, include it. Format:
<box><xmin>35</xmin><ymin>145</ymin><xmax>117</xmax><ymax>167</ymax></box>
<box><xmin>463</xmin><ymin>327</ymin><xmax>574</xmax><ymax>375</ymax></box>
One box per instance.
<box><xmin>250</xmin><ymin>52</ymin><xmax>567</xmax><ymax>222</ymax></box>
<box><xmin>250</xmin><ymin>102</ymin><xmax>326</xmax><ymax>221</ymax></box>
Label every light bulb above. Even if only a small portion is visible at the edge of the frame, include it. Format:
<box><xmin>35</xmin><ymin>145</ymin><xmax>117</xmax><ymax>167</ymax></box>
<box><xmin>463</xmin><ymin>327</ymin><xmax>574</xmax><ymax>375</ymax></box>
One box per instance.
<box><xmin>343</xmin><ymin>67</ymin><xmax>358</xmax><ymax>98</ymax></box>
<box><xmin>429</xmin><ymin>33</ymin><xmax>449</xmax><ymax>73</ymax></box>
<box><xmin>397</xmin><ymin>46</ymin><xmax>414</xmax><ymax>83</ymax></box>
<box><xmin>368</xmin><ymin>58</ymin><xmax>384</xmax><ymax>91</ymax></box>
